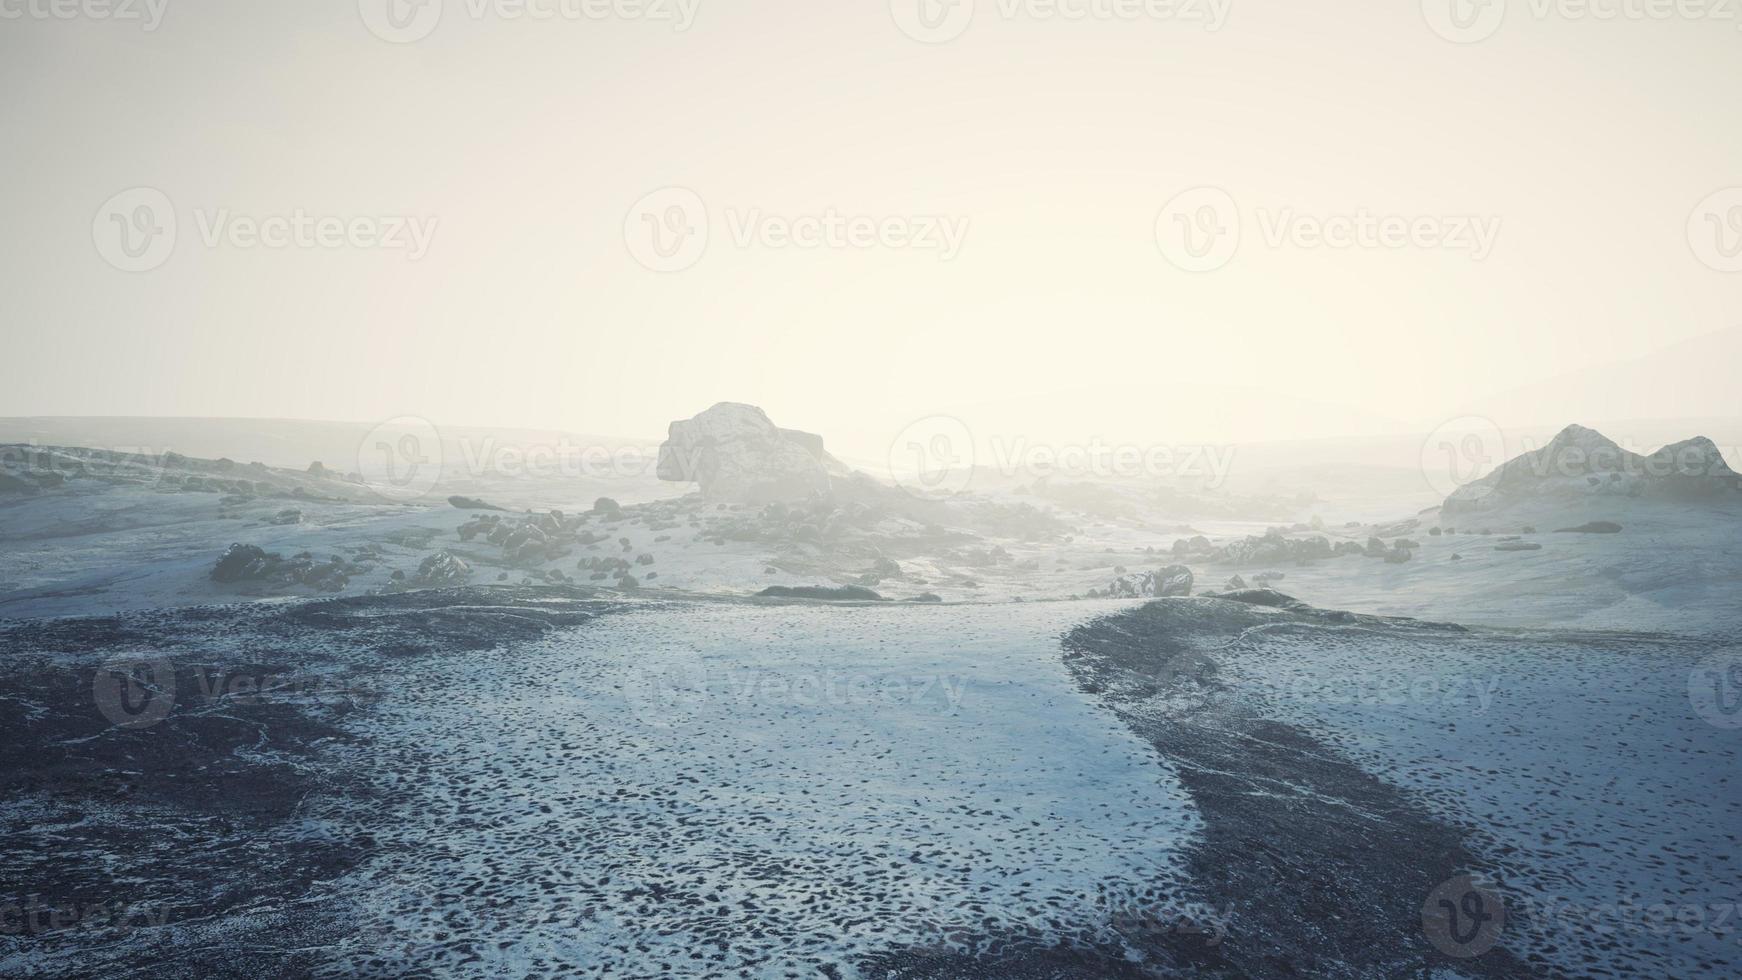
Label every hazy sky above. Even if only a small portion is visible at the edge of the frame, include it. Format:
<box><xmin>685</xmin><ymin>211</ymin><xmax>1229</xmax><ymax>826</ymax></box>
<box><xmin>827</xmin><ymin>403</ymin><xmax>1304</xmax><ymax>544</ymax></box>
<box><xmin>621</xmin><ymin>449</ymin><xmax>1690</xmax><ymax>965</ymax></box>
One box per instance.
<box><xmin>4</xmin><ymin>0</ymin><xmax>1738</xmax><ymax>459</ymax></box>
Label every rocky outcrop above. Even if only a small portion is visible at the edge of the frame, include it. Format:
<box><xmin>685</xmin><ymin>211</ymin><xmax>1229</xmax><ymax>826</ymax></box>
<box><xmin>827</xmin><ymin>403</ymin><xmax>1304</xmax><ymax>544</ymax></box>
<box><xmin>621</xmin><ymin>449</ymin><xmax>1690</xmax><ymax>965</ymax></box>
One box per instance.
<box><xmin>414</xmin><ymin>551</ymin><xmax>472</xmax><ymax>587</ymax></box>
<box><xmin>1099</xmin><ymin>565</ymin><xmax>1194</xmax><ymax>599</ymax></box>
<box><xmin>210</xmin><ymin>543</ymin><xmax>361</xmax><ymax>592</ymax></box>
<box><xmin>656</xmin><ymin>403</ymin><xmax>837</xmax><ymax>503</ymax></box>
<box><xmin>1208</xmin><ymin>530</ymin><xmax>1335</xmax><ymax>565</ymax></box>
<box><xmin>1641</xmin><ymin>437</ymin><xmax>1742</xmax><ymax>500</ymax></box>
<box><xmin>1444</xmin><ymin>424</ymin><xmax>1742</xmax><ymax>513</ymax></box>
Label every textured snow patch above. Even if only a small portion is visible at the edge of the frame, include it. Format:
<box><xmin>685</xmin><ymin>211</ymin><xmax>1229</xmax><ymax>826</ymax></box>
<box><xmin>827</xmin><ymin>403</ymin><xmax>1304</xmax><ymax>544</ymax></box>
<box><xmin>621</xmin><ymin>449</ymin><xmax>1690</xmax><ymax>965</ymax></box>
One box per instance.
<box><xmin>323</xmin><ymin>600</ymin><xmax>1199</xmax><ymax>977</ymax></box>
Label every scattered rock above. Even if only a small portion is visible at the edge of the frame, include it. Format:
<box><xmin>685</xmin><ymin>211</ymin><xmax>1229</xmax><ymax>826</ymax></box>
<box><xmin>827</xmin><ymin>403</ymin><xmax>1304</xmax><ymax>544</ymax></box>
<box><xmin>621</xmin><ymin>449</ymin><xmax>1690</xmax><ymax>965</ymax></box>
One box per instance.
<box><xmin>448</xmin><ymin>495</ymin><xmax>505</xmax><ymax>511</ymax></box>
<box><xmin>413</xmin><ymin>551</ymin><xmax>472</xmax><ymax>587</ymax></box>
<box><xmin>1104</xmin><ymin>565</ymin><xmax>1194</xmax><ymax>599</ymax></box>
<box><xmin>209</xmin><ymin>543</ymin><xmax>357</xmax><ymax>592</ymax></box>
<box><xmin>1555</xmin><ymin>521</ymin><xmax>1623</xmax><ymax>534</ymax></box>
<box><xmin>757</xmin><ymin>585</ymin><xmax>885</xmax><ymax>601</ymax></box>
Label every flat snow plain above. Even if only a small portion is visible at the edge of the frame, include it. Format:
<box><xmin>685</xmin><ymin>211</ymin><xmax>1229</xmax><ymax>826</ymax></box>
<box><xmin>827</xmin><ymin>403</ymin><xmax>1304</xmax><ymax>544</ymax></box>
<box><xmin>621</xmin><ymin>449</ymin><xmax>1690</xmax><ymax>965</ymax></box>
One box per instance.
<box><xmin>315</xmin><ymin>599</ymin><xmax>1203</xmax><ymax>977</ymax></box>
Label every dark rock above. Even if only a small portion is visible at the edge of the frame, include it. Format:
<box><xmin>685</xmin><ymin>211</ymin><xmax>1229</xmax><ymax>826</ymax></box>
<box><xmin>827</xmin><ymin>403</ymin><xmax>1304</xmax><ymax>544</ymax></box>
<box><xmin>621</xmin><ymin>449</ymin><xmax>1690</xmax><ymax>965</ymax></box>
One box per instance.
<box><xmin>1104</xmin><ymin>565</ymin><xmax>1194</xmax><ymax>599</ymax></box>
<box><xmin>414</xmin><ymin>551</ymin><xmax>472</xmax><ymax>587</ymax></box>
<box><xmin>757</xmin><ymin>585</ymin><xmax>886</xmax><ymax>601</ymax></box>
<box><xmin>449</xmin><ymin>495</ymin><xmax>505</xmax><ymax>511</ymax></box>
<box><xmin>211</xmin><ymin>544</ymin><xmax>271</xmax><ymax>583</ymax></box>
<box><xmin>1555</xmin><ymin>521</ymin><xmax>1623</xmax><ymax>534</ymax></box>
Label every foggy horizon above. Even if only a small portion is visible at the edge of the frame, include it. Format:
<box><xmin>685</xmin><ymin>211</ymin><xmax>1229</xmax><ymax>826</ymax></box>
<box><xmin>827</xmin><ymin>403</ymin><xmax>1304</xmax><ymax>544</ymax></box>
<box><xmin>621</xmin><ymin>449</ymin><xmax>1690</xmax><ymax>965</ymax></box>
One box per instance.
<box><xmin>6</xmin><ymin>0</ymin><xmax>1741</xmax><ymax>456</ymax></box>
<box><xmin>5</xmin><ymin>4</ymin><xmax>1740</xmax><ymax>979</ymax></box>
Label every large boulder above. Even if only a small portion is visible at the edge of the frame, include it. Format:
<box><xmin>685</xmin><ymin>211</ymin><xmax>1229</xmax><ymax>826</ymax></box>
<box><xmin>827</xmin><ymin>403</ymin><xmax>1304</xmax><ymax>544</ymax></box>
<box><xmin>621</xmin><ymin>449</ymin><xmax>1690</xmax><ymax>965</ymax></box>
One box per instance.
<box><xmin>1103</xmin><ymin>564</ymin><xmax>1194</xmax><ymax>599</ymax></box>
<box><xmin>414</xmin><ymin>551</ymin><xmax>472</xmax><ymax>587</ymax></box>
<box><xmin>211</xmin><ymin>543</ymin><xmax>273</xmax><ymax>583</ymax></box>
<box><xmin>656</xmin><ymin>403</ymin><xmax>835</xmax><ymax>503</ymax></box>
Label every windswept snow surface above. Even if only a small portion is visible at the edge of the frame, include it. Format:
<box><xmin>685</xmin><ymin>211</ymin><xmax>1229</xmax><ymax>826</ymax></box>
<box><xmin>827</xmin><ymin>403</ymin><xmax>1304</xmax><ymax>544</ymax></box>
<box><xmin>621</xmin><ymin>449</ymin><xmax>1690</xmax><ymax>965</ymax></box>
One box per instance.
<box><xmin>319</xmin><ymin>600</ymin><xmax>1201</xmax><ymax>977</ymax></box>
<box><xmin>1215</xmin><ymin>623</ymin><xmax>1742</xmax><ymax>977</ymax></box>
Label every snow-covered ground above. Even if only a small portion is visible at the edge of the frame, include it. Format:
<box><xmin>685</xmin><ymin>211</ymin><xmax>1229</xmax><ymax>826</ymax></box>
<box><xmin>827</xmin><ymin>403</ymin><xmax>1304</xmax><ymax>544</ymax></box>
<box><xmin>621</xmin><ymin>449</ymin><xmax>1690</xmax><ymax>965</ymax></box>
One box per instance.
<box><xmin>1215</xmin><ymin>623</ymin><xmax>1742</xmax><ymax>977</ymax></box>
<box><xmin>310</xmin><ymin>599</ymin><xmax>1204</xmax><ymax>977</ymax></box>
<box><xmin>6</xmin><ymin>422</ymin><xmax>1742</xmax><ymax>977</ymax></box>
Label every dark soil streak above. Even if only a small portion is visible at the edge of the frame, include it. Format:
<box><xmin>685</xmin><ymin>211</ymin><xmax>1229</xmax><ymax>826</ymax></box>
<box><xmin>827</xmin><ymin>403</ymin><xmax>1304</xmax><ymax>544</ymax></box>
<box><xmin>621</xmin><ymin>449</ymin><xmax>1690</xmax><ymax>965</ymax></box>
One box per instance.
<box><xmin>1059</xmin><ymin>594</ymin><xmax>1548</xmax><ymax>979</ymax></box>
<box><xmin>0</xmin><ymin>586</ymin><xmax>617</xmax><ymax>980</ymax></box>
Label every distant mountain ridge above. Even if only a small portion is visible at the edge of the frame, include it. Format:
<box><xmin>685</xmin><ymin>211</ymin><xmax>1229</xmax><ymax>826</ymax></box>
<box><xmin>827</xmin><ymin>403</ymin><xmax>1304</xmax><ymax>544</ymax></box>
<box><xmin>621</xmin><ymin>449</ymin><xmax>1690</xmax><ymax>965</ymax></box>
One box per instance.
<box><xmin>1444</xmin><ymin>424</ymin><xmax>1742</xmax><ymax>513</ymax></box>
